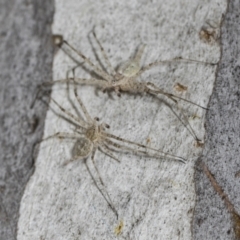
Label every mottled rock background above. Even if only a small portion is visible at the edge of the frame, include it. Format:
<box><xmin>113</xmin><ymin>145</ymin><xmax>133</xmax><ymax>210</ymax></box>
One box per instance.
<box><xmin>0</xmin><ymin>0</ymin><xmax>54</xmax><ymax>239</ymax></box>
<box><xmin>194</xmin><ymin>1</ymin><xmax>240</xmax><ymax>239</ymax></box>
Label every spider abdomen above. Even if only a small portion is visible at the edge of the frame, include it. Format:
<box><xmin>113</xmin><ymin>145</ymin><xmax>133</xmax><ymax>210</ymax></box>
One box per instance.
<box><xmin>72</xmin><ymin>137</ymin><xmax>93</xmax><ymax>159</ymax></box>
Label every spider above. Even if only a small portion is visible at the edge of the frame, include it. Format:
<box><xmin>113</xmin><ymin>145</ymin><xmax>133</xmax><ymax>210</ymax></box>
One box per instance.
<box><xmin>36</xmin><ymin>32</ymin><xmax>216</xmax><ymax>142</ymax></box>
<box><xmin>41</xmin><ymin>78</ymin><xmax>186</xmax><ymax>218</ymax></box>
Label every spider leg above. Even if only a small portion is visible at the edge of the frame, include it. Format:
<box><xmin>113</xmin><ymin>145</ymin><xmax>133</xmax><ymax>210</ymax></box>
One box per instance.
<box><xmin>92</xmin><ymin>30</ymin><xmax>117</xmax><ymax>76</ymax></box>
<box><xmin>62</xmin><ymin>40</ymin><xmax>113</xmax><ymax>83</ymax></box>
<box><xmin>65</xmin><ymin>67</ymin><xmax>83</xmax><ymax>120</ymax></box>
<box><xmin>90</xmin><ymin>148</ymin><xmax>106</xmax><ymax>187</ymax></box>
<box><xmin>32</xmin><ymin>62</ymin><xmax>84</xmax><ymax>109</ymax></box>
<box><xmin>99</xmin><ymin>144</ymin><xmax>121</xmax><ymax>163</ymax></box>
<box><xmin>46</xmin><ymin>77</ymin><xmax>109</xmax><ymax>89</ymax></box>
<box><xmin>103</xmin><ymin>135</ymin><xmax>186</xmax><ymax>164</ymax></box>
<box><xmin>146</xmin><ymin>83</ymin><xmax>202</xmax><ymax>142</ymax></box>
<box><xmin>71</xmin><ymin>71</ymin><xmax>93</xmax><ymax>123</ymax></box>
<box><xmin>136</xmin><ymin>57</ymin><xmax>216</xmax><ymax>78</ymax></box>
<box><xmin>50</xmin><ymin>97</ymin><xmax>88</xmax><ymax>129</ymax></box>
<box><xmin>30</xmin><ymin>77</ymin><xmax>108</xmax><ymax>109</ymax></box>
<box><xmin>30</xmin><ymin>83</ymin><xmax>49</xmax><ymax>109</ymax></box>
<box><xmin>74</xmin><ymin>78</ymin><xmax>109</xmax><ymax>88</ymax></box>
<box><xmin>166</xmin><ymin>102</ymin><xmax>201</xmax><ymax>142</ymax></box>
<box><xmin>147</xmin><ymin>82</ymin><xmax>208</xmax><ymax>110</ymax></box>
<box><xmin>41</xmin><ymin>132</ymin><xmax>82</xmax><ymax>143</ymax></box>
<box><xmin>42</xmin><ymin>59</ymin><xmax>109</xmax><ymax>89</ymax></box>
<box><xmin>66</xmin><ymin>62</ymin><xmax>85</xmax><ymax>79</ymax></box>
<box><xmin>89</xmin><ymin>148</ymin><xmax>100</xmax><ymax>182</ymax></box>
<box><xmin>86</xmin><ymin>148</ymin><xmax>118</xmax><ymax>218</ymax></box>
<box><xmin>149</xmin><ymin>90</ymin><xmax>201</xmax><ymax>142</ymax></box>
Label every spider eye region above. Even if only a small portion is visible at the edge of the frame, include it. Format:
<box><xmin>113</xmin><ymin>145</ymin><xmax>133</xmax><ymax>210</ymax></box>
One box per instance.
<box><xmin>72</xmin><ymin>138</ymin><xmax>92</xmax><ymax>159</ymax></box>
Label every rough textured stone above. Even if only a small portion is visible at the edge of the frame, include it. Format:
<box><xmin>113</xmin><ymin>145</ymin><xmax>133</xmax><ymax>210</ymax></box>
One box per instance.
<box><xmin>2</xmin><ymin>0</ymin><xmax>239</xmax><ymax>239</ymax></box>
<box><xmin>0</xmin><ymin>0</ymin><xmax>54</xmax><ymax>239</ymax></box>
<box><xmin>17</xmin><ymin>0</ymin><xmax>227</xmax><ymax>239</ymax></box>
<box><xmin>193</xmin><ymin>0</ymin><xmax>240</xmax><ymax>239</ymax></box>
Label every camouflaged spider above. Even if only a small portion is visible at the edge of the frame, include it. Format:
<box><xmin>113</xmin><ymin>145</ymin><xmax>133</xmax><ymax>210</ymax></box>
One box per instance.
<box><xmin>37</xmin><ymin>32</ymin><xmax>216</xmax><ymax>142</ymax></box>
<box><xmin>41</xmin><ymin>78</ymin><xmax>186</xmax><ymax>218</ymax></box>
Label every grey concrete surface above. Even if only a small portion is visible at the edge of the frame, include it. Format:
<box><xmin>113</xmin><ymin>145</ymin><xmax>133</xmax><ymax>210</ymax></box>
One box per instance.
<box><xmin>193</xmin><ymin>0</ymin><xmax>240</xmax><ymax>239</ymax></box>
<box><xmin>0</xmin><ymin>0</ymin><xmax>54</xmax><ymax>239</ymax></box>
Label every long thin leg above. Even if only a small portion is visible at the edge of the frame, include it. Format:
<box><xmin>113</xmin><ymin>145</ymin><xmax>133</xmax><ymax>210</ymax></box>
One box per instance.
<box><xmin>74</xmin><ymin>77</ymin><xmax>109</xmax><ymax>87</ymax></box>
<box><xmin>41</xmin><ymin>132</ymin><xmax>82</xmax><ymax>143</ymax></box>
<box><xmin>146</xmin><ymin>84</ymin><xmax>202</xmax><ymax>141</ymax></box>
<box><xmin>147</xmin><ymin>82</ymin><xmax>208</xmax><ymax>110</ymax></box>
<box><xmin>62</xmin><ymin>40</ymin><xmax>113</xmax><ymax>83</ymax></box>
<box><xmin>31</xmin><ymin>61</ymin><xmax>82</xmax><ymax>109</ymax></box>
<box><xmin>65</xmin><ymin>63</ymin><xmax>109</xmax><ymax>89</ymax></box>
<box><xmin>92</xmin><ymin>30</ymin><xmax>117</xmax><ymax>76</ymax></box>
<box><xmin>45</xmin><ymin>96</ymin><xmax>86</xmax><ymax>131</ymax></box>
<box><xmin>65</xmin><ymin>66</ymin><xmax>83</xmax><ymax>120</ymax></box>
<box><xmin>50</xmin><ymin>97</ymin><xmax>88</xmax><ymax>129</ymax></box>
<box><xmin>72</xmin><ymin>72</ymin><xmax>93</xmax><ymax>123</ymax></box>
<box><xmin>86</xmin><ymin>149</ymin><xmax>118</xmax><ymax>218</ymax></box>
<box><xmin>136</xmin><ymin>57</ymin><xmax>216</xmax><ymax>78</ymax></box>
<box><xmin>99</xmin><ymin>144</ymin><xmax>121</xmax><ymax>163</ymax></box>
<box><xmin>66</xmin><ymin>62</ymin><xmax>85</xmax><ymax>81</ymax></box>
<box><xmin>103</xmin><ymin>135</ymin><xmax>186</xmax><ymax>163</ymax></box>
<box><xmin>45</xmin><ymin>77</ymin><xmax>108</xmax><ymax>88</ymax></box>
<box><xmin>30</xmin><ymin>77</ymin><xmax>108</xmax><ymax>109</ymax></box>
<box><xmin>33</xmin><ymin>131</ymin><xmax>80</xmax><ymax>160</ymax></box>
<box><xmin>167</xmin><ymin>101</ymin><xmax>201</xmax><ymax>142</ymax></box>
<box><xmin>30</xmin><ymin>84</ymin><xmax>50</xmax><ymax>109</ymax></box>
<box><xmin>90</xmin><ymin>148</ymin><xmax>104</xmax><ymax>186</ymax></box>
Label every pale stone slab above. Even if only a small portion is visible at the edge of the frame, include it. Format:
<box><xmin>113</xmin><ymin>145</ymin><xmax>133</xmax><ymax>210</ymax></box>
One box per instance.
<box><xmin>18</xmin><ymin>1</ymin><xmax>227</xmax><ymax>239</ymax></box>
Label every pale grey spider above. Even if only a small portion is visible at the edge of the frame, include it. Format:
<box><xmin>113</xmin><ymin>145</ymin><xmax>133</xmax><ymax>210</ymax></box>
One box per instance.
<box><xmin>36</xmin><ymin>32</ymin><xmax>216</xmax><ymax>142</ymax></box>
<box><xmin>41</xmin><ymin>78</ymin><xmax>186</xmax><ymax>217</ymax></box>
